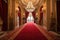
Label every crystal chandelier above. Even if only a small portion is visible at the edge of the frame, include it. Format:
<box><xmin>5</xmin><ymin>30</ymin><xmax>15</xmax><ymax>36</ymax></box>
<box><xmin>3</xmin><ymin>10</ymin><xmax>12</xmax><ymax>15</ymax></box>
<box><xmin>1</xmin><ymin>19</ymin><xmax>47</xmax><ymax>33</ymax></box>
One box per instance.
<box><xmin>25</xmin><ymin>1</ymin><xmax>35</xmax><ymax>13</ymax></box>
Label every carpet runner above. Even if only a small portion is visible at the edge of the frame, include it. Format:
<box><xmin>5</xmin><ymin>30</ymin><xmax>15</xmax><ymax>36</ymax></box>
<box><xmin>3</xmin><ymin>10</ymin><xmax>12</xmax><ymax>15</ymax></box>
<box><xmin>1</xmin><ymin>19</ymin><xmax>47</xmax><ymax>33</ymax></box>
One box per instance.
<box><xmin>14</xmin><ymin>22</ymin><xmax>48</xmax><ymax>40</ymax></box>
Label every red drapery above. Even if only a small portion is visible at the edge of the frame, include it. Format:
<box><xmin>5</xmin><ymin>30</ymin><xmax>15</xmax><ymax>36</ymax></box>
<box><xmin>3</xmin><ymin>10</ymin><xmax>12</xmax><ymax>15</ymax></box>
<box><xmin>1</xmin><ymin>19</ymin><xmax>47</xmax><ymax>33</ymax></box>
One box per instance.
<box><xmin>0</xmin><ymin>0</ymin><xmax>3</xmax><ymax>19</ymax></box>
<box><xmin>39</xmin><ymin>6</ymin><xmax>43</xmax><ymax>24</ymax></box>
<box><xmin>25</xmin><ymin>11</ymin><xmax>35</xmax><ymax>23</ymax></box>
<box><xmin>25</xmin><ymin>11</ymin><xmax>29</xmax><ymax>23</ymax></box>
<box><xmin>32</xmin><ymin>11</ymin><xmax>36</xmax><ymax>23</ymax></box>
<box><xmin>0</xmin><ymin>0</ymin><xmax>8</xmax><ymax>31</ymax></box>
<box><xmin>18</xmin><ymin>6</ymin><xmax>21</xmax><ymax>25</ymax></box>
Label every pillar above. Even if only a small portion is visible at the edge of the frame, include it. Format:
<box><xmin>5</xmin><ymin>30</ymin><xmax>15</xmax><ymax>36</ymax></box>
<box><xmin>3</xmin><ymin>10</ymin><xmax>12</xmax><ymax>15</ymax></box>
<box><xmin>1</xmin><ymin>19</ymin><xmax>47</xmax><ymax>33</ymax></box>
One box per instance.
<box><xmin>46</xmin><ymin>0</ymin><xmax>51</xmax><ymax>30</ymax></box>
<box><xmin>8</xmin><ymin>0</ymin><xmax>15</xmax><ymax>30</ymax></box>
<box><xmin>52</xmin><ymin>0</ymin><xmax>57</xmax><ymax>32</ymax></box>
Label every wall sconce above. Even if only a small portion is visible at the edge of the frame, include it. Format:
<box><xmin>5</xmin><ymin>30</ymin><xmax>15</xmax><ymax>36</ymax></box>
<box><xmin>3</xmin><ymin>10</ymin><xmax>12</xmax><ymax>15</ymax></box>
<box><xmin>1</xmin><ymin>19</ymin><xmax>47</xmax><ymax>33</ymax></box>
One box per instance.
<box><xmin>23</xmin><ymin>13</ymin><xmax>25</xmax><ymax>16</ymax></box>
<box><xmin>42</xmin><ymin>7</ymin><xmax>46</xmax><ymax>13</ymax></box>
<box><xmin>16</xmin><ymin>7</ymin><xmax>19</xmax><ymax>13</ymax></box>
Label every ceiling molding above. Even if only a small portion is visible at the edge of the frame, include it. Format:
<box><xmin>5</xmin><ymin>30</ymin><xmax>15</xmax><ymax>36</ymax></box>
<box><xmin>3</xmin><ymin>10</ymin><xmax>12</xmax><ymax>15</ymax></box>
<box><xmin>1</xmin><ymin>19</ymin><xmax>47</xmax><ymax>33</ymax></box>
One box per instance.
<box><xmin>20</xmin><ymin>0</ymin><xmax>40</xmax><ymax>6</ymax></box>
<box><xmin>17</xmin><ymin>0</ymin><xmax>44</xmax><ymax>11</ymax></box>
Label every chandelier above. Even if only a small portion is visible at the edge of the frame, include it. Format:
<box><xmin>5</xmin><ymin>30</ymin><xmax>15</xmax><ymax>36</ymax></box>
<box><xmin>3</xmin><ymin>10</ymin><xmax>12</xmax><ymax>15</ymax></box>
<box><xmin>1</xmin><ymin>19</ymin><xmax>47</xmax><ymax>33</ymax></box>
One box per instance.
<box><xmin>25</xmin><ymin>1</ymin><xmax>35</xmax><ymax>12</ymax></box>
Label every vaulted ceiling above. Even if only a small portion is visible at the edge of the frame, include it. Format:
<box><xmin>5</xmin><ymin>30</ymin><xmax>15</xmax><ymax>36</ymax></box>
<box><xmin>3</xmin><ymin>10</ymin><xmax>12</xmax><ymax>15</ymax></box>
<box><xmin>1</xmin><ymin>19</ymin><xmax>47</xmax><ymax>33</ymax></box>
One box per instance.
<box><xmin>20</xmin><ymin>0</ymin><xmax>40</xmax><ymax>5</ymax></box>
<box><xmin>16</xmin><ymin>0</ymin><xmax>45</xmax><ymax>9</ymax></box>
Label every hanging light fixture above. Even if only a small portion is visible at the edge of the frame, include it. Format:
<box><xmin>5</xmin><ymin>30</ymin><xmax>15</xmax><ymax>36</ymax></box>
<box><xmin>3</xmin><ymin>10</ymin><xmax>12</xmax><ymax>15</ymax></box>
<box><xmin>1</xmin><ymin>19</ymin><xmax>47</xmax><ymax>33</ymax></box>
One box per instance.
<box><xmin>25</xmin><ymin>1</ymin><xmax>35</xmax><ymax>13</ymax></box>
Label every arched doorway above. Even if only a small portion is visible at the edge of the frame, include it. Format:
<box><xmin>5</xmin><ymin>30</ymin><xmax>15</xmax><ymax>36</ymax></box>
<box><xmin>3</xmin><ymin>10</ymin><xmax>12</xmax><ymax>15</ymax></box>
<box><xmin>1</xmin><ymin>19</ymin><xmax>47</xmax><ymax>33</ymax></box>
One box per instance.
<box><xmin>25</xmin><ymin>11</ymin><xmax>36</xmax><ymax>23</ymax></box>
<box><xmin>16</xmin><ymin>6</ymin><xmax>21</xmax><ymax>27</ymax></box>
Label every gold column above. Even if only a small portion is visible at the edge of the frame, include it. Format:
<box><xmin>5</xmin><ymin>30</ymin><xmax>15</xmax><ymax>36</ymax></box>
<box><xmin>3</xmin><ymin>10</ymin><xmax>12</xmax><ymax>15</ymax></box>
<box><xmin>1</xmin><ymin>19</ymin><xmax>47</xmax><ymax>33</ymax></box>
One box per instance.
<box><xmin>15</xmin><ymin>0</ymin><xmax>19</xmax><ymax>28</ymax></box>
<box><xmin>8</xmin><ymin>0</ymin><xmax>15</xmax><ymax>30</ymax></box>
<box><xmin>12</xmin><ymin>0</ymin><xmax>15</xmax><ymax>29</ymax></box>
<box><xmin>46</xmin><ymin>0</ymin><xmax>51</xmax><ymax>30</ymax></box>
<box><xmin>8</xmin><ymin>0</ymin><xmax>12</xmax><ymax>30</ymax></box>
<box><xmin>46</xmin><ymin>0</ymin><xmax>57</xmax><ymax>31</ymax></box>
<box><xmin>42</xmin><ymin>1</ymin><xmax>47</xmax><ymax>28</ymax></box>
<box><xmin>52</xmin><ymin>0</ymin><xmax>57</xmax><ymax>32</ymax></box>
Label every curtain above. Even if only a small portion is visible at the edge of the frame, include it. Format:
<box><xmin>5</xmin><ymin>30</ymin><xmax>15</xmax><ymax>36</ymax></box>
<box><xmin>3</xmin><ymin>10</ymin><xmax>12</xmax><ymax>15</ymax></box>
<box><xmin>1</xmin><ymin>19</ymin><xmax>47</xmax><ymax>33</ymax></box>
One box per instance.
<box><xmin>25</xmin><ymin>11</ymin><xmax>35</xmax><ymax>23</ymax></box>
<box><xmin>18</xmin><ymin>6</ymin><xmax>21</xmax><ymax>25</ymax></box>
<box><xmin>0</xmin><ymin>0</ymin><xmax>8</xmax><ymax>31</ymax></box>
<box><xmin>25</xmin><ymin>11</ymin><xmax>29</xmax><ymax>23</ymax></box>
<box><xmin>32</xmin><ymin>11</ymin><xmax>36</xmax><ymax>23</ymax></box>
<box><xmin>57</xmin><ymin>1</ymin><xmax>60</xmax><ymax>32</ymax></box>
<box><xmin>39</xmin><ymin>6</ymin><xmax>43</xmax><ymax>25</ymax></box>
<box><xmin>0</xmin><ymin>0</ymin><xmax>3</xmax><ymax>19</ymax></box>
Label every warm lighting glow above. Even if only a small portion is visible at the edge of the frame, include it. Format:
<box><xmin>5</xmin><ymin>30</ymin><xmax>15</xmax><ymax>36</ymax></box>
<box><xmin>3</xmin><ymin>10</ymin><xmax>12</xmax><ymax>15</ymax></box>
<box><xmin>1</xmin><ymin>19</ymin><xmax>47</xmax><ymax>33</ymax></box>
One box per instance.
<box><xmin>27</xmin><ymin>13</ymin><xmax>34</xmax><ymax>22</ymax></box>
<box><xmin>16</xmin><ymin>7</ymin><xmax>19</xmax><ymax>11</ymax></box>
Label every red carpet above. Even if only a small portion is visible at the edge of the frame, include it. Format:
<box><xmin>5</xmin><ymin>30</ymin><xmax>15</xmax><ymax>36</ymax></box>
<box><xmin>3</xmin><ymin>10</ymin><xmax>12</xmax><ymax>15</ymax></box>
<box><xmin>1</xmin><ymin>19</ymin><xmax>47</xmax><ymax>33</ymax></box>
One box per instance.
<box><xmin>14</xmin><ymin>22</ymin><xmax>48</xmax><ymax>40</ymax></box>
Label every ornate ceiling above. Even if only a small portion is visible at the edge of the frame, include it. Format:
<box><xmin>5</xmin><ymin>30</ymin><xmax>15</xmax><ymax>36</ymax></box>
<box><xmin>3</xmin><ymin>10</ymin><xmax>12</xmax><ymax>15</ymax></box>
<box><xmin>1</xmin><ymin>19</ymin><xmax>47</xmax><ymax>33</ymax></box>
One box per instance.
<box><xmin>21</xmin><ymin>0</ymin><xmax>40</xmax><ymax>5</ymax></box>
<box><xmin>18</xmin><ymin>0</ymin><xmax>44</xmax><ymax>9</ymax></box>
